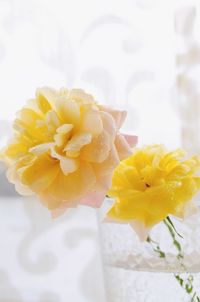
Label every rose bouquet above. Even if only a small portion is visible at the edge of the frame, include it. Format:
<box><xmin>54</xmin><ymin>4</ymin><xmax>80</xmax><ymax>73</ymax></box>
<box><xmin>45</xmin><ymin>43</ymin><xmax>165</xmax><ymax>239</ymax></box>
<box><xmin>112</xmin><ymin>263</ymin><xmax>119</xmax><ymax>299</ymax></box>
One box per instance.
<box><xmin>1</xmin><ymin>88</ymin><xmax>200</xmax><ymax>301</ymax></box>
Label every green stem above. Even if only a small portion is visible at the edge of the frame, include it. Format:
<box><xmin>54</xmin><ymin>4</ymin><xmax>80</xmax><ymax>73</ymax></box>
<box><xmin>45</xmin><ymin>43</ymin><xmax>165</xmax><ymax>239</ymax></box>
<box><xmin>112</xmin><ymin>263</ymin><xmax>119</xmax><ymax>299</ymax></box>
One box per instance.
<box><xmin>147</xmin><ymin>217</ymin><xmax>200</xmax><ymax>302</ymax></box>
<box><xmin>165</xmin><ymin>216</ymin><xmax>183</xmax><ymax>238</ymax></box>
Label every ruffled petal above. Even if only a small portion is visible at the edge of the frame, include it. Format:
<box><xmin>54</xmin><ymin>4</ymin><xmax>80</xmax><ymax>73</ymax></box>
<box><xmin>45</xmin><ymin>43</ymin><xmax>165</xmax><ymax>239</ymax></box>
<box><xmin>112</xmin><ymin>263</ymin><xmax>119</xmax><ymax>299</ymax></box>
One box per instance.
<box><xmin>123</xmin><ymin>134</ymin><xmax>138</xmax><ymax>148</ymax></box>
<box><xmin>50</xmin><ymin>146</ymin><xmax>79</xmax><ymax>175</ymax></box>
<box><xmin>36</xmin><ymin>87</ymin><xmax>57</xmax><ymax>107</ymax></box>
<box><xmin>55</xmin><ymin>98</ymin><xmax>80</xmax><ymax>127</ymax></box>
<box><xmin>100</xmin><ymin>111</ymin><xmax>116</xmax><ymax>140</ymax></box>
<box><xmin>54</xmin><ymin>124</ymin><xmax>73</xmax><ymax>147</ymax></box>
<box><xmin>6</xmin><ymin>165</ymin><xmax>33</xmax><ymax>196</ymax></box>
<box><xmin>19</xmin><ymin>155</ymin><xmax>60</xmax><ymax>193</ymax></box>
<box><xmin>102</xmin><ymin>107</ymin><xmax>127</xmax><ymax>129</ymax></box>
<box><xmin>93</xmin><ymin>145</ymin><xmax>120</xmax><ymax>190</ymax></box>
<box><xmin>36</xmin><ymin>89</ymin><xmax>52</xmax><ymax>114</ymax></box>
<box><xmin>115</xmin><ymin>134</ymin><xmax>133</xmax><ymax>160</ymax></box>
<box><xmin>29</xmin><ymin>143</ymin><xmax>54</xmax><ymax>156</ymax></box>
<box><xmin>79</xmin><ymin>190</ymin><xmax>107</xmax><ymax>208</ymax></box>
<box><xmin>60</xmin><ymin>157</ymin><xmax>79</xmax><ymax>175</ymax></box>
<box><xmin>69</xmin><ymin>89</ymin><xmax>94</xmax><ymax>104</ymax></box>
<box><xmin>40</xmin><ymin>161</ymin><xmax>96</xmax><ymax>209</ymax></box>
<box><xmin>64</xmin><ymin>132</ymin><xmax>92</xmax><ymax>157</ymax></box>
<box><xmin>45</xmin><ymin>110</ymin><xmax>60</xmax><ymax>133</ymax></box>
<box><xmin>81</xmin><ymin>130</ymin><xmax>110</xmax><ymax>163</ymax></box>
<box><xmin>81</xmin><ymin>109</ymin><xmax>103</xmax><ymax>136</ymax></box>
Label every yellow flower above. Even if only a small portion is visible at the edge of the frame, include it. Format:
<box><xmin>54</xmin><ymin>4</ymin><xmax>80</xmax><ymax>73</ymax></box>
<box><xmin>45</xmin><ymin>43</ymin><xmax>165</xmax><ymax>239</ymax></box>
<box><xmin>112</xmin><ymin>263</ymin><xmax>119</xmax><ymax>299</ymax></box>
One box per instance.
<box><xmin>1</xmin><ymin>87</ymin><xmax>137</xmax><ymax>217</ymax></box>
<box><xmin>107</xmin><ymin>145</ymin><xmax>200</xmax><ymax>240</ymax></box>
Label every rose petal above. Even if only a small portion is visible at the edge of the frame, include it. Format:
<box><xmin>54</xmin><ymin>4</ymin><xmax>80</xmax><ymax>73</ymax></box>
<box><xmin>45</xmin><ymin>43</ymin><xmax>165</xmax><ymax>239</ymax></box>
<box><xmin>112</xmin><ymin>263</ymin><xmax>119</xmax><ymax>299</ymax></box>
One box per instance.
<box><xmin>123</xmin><ymin>134</ymin><xmax>138</xmax><ymax>148</ymax></box>
<box><xmin>115</xmin><ymin>134</ymin><xmax>133</xmax><ymax>160</ymax></box>
<box><xmin>39</xmin><ymin>193</ymin><xmax>63</xmax><ymax>210</ymax></box>
<box><xmin>36</xmin><ymin>87</ymin><xmax>57</xmax><ymax>106</ymax></box>
<box><xmin>19</xmin><ymin>155</ymin><xmax>60</xmax><ymax>193</ymax></box>
<box><xmin>55</xmin><ymin>98</ymin><xmax>80</xmax><ymax>127</ymax></box>
<box><xmin>82</xmin><ymin>130</ymin><xmax>110</xmax><ymax>163</ymax></box>
<box><xmin>46</xmin><ymin>110</ymin><xmax>60</xmax><ymax>133</ymax></box>
<box><xmin>81</xmin><ymin>109</ymin><xmax>103</xmax><ymax>136</ymax></box>
<box><xmin>54</xmin><ymin>124</ymin><xmax>73</xmax><ymax>147</ymax></box>
<box><xmin>69</xmin><ymin>89</ymin><xmax>94</xmax><ymax>104</ymax></box>
<box><xmin>40</xmin><ymin>162</ymin><xmax>96</xmax><ymax>209</ymax></box>
<box><xmin>79</xmin><ymin>190</ymin><xmax>107</xmax><ymax>208</ymax></box>
<box><xmin>64</xmin><ymin>132</ymin><xmax>92</xmax><ymax>157</ymax></box>
<box><xmin>15</xmin><ymin>181</ymin><xmax>34</xmax><ymax>196</ymax></box>
<box><xmin>129</xmin><ymin>220</ymin><xmax>151</xmax><ymax>241</ymax></box>
<box><xmin>50</xmin><ymin>147</ymin><xmax>79</xmax><ymax>175</ymax></box>
<box><xmin>56</xmin><ymin>124</ymin><xmax>73</xmax><ymax>134</ymax></box>
<box><xmin>50</xmin><ymin>200</ymin><xmax>78</xmax><ymax>218</ymax></box>
<box><xmin>6</xmin><ymin>165</ymin><xmax>34</xmax><ymax>196</ymax></box>
<box><xmin>36</xmin><ymin>89</ymin><xmax>52</xmax><ymax>114</ymax></box>
<box><xmin>29</xmin><ymin>143</ymin><xmax>54</xmax><ymax>156</ymax></box>
<box><xmin>100</xmin><ymin>111</ymin><xmax>116</xmax><ymax>140</ymax></box>
<box><xmin>93</xmin><ymin>145</ymin><xmax>120</xmax><ymax>190</ymax></box>
<box><xmin>102</xmin><ymin>107</ymin><xmax>127</xmax><ymax>129</ymax></box>
<box><xmin>51</xmin><ymin>207</ymin><xmax>66</xmax><ymax>218</ymax></box>
<box><xmin>60</xmin><ymin>157</ymin><xmax>79</xmax><ymax>175</ymax></box>
<box><xmin>4</xmin><ymin>143</ymin><xmax>29</xmax><ymax>159</ymax></box>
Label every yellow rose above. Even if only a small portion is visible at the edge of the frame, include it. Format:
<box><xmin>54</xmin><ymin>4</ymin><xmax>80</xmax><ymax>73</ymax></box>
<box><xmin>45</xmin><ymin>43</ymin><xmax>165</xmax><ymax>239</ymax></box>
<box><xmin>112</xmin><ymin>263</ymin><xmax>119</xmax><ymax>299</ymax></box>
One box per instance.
<box><xmin>1</xmin><ymin>87</ymin><xmax>137</xmax><ymax>217</ymax></box>
<box><xmin>107</xmin><ymin>145</ymin><xmax>200</xmax><ymax>240</ymax></box>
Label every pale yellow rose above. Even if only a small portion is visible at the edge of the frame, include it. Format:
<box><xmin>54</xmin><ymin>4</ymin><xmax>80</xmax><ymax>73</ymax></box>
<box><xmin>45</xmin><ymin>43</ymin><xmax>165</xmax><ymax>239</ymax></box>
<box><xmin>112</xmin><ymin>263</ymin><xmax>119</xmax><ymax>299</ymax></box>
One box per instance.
<box><xmin>1</xmin><ymin>87</ymin><xmax>137</xmax><ymax>216</ymax></box>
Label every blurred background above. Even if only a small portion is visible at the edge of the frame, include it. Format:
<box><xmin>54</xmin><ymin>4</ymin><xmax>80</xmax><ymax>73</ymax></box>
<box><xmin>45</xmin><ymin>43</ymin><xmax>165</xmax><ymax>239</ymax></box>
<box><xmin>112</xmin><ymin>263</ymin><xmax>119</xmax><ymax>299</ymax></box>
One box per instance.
<box><xmin>0</xmin><ymin>0</ymin><xmax>200</xmax><ymax>301</ymax></box>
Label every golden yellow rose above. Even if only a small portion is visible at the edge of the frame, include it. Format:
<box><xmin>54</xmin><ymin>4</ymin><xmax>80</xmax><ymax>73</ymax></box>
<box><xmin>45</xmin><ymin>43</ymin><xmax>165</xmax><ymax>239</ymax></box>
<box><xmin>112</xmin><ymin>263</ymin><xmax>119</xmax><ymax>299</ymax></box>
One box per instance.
<box><xmin>107</xmin><ymin>145</ymin><xmax>200</xmax><ymax>240</ymax></box>
<box><xmin>1</xmin><ymin>87</ymin><xmax>137</xmax><ymax>217</ymax></box>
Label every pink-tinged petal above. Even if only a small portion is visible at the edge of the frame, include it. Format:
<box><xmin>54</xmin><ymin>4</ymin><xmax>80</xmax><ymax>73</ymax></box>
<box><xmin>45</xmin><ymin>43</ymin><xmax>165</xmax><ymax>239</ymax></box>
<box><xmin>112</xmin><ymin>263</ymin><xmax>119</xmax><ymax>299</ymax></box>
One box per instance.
<box><xmin>81</xmin><ymin>109</ymin><xmax>103</xmax><ymax>136</ymax></box>
<box><xmin>115</xmin><ymin>134</ymin><xmax>133</xmax><ymax>160</ymax></box>
<box><xmin>123</xmin><ymin>134</ymin><xmax>138</xmax><ymax>148</ymax></box>
<box><xmin>129</xmin><ymin>221</ymin><xmax>151</xmax><ymax>241</ymax></box>
<box><xmin>101</xmin><ymin>106</ymin><xmax>127</xmax><ymax>129</ymax></box>
<box><xmin>97</xmin><ymin>173</ymin><xmax>113</xmax><ymax>191</ymax></box>
<box><xmin>40</xmin><ymin>192</ymin><xmax>78</xmax><ymax>211</ymax></box>
<box><xmin>93</xmin><ymin>146</ymin><xmax>120</xmax><ymax>190</ymax></box>
<box><xmin>81</xmin><ymin>130</ymin><xmax>110</xmax><ymax>163</ymax></box>
<box><xmin>39</xmin><ymin>193</ymin><xmax>63</xmax><ymax>210</ymax></box>
<box><xmin>79</xmin><ymin>190</ymin><xmax>107</xmax><ymax>208</ymax></box>
<box><xmin>51</xmin><ymin>207</ymin><xmax>66</xmax><ymax>218</ymax></box>
<box><xmin>100</xmin><ymin>111</ymin><xmax>116</xmax><ymax>140</ymax></box>
<box><xmin>40</xmin><ymin>162</ymin><xmax>96</xmax><ymax>209</ymax></box>
<box><xmin>50</xmin><ymin>200</ymin><xmax>78</xmax><ymax>218</ymax></box>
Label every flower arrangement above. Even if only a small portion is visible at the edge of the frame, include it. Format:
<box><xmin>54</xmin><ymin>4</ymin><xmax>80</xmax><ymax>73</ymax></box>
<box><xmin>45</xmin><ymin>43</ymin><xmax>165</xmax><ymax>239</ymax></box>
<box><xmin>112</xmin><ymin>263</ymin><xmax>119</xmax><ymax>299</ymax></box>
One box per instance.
<box><xmin>0</xmin><ymin>87</ymin><xmax>137</xmax><ymax>217</ymax></box>
<box><xmin>1</xmin><ymin>87</ymin><xmax>200</xmax><ymax>301</ymax></box>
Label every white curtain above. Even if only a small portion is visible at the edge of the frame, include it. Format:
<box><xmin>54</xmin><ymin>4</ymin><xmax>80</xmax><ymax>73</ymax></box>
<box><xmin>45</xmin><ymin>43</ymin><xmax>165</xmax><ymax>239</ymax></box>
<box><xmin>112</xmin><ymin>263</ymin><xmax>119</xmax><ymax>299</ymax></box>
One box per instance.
<box><xmin>0</xmin><ymin>0</ymin><xmax>199</xmax><ymax>301</ymax></box>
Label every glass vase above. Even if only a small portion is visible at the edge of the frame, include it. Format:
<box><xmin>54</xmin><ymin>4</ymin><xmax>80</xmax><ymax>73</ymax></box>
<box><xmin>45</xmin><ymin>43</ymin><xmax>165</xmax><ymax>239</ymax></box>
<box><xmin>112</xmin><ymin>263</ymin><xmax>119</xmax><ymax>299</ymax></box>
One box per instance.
<box><xmin>99</xmin><ymin>198</ymin><xmax>200</xmax><ymax>302</ymax></box>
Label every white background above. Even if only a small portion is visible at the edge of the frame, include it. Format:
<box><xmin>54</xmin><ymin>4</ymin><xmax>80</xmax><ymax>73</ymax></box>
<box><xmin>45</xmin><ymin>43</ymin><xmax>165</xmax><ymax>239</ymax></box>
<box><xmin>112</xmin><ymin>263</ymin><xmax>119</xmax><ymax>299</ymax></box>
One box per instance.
<box><xmin>0</xmin><ymin>0</ymin><xmax>200</xmax><ymax>301</ymax></box>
